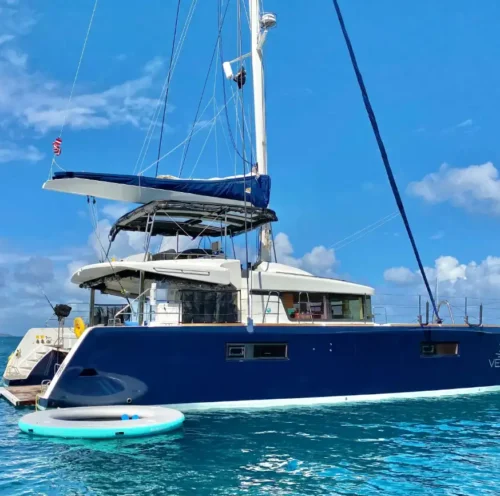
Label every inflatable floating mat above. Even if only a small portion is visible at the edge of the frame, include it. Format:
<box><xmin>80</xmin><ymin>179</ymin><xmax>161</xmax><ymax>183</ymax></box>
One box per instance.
<box><xmin>19</xmin><ymin>405</ymin><xmax>185</xmax><ymax>439</ymax></box>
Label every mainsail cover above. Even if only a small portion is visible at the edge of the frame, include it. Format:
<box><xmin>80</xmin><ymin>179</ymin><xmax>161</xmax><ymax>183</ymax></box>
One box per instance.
<box><xmin>50</xmin><ymin>171</ymin><xmax>271</xmax><ymax>208</ymax></box>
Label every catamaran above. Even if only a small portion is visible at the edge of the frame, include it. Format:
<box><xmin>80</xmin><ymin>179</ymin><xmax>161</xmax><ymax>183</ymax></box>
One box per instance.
<box><xmin>4</xmin><ymin>0</ymin><xmax>500</xmax><ymax>410</ymax></box>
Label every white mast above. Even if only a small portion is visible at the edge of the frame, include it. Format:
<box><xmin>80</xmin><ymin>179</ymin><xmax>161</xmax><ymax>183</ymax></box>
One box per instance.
<box><xmin>249</xmin><ymin>1</ymin><xmax>275</xmax><ymax>262</ymax></box>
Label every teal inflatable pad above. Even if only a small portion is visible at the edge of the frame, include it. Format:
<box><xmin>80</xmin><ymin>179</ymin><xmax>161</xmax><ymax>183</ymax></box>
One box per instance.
<box><xmin>19</xmin><ymin>405</ymin><xmax>185</xmax><ymax>439</ymax></box>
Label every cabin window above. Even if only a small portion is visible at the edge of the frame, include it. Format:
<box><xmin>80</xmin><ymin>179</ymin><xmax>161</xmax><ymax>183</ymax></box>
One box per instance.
<box><xmin>155</xmin><ymin>287</ymin><xmax>179</xmax><ymax>303</ymax></box>
<box><xmin>226</xmin><ymin>343</ymin><xmax>288</xmax><ymax>360</ymax></box>
<box><xmin>329</xmin><ymin>295</ymin><xmax>365</xmax><ymax>321</ymax></box>
<box><xmin>421</xmin><ymin>342</ymin><xmax>459</xmax><ymax>357</ymax></box>
<box><xmin>280</xmin><ymin>293</ymin><xmax>326</xmax><ymax>320</ymax></box>
<box><xmin>93</xmin><ymin>304</ymin><xmax>129</xmax><ymax>326</ymax></box>
<box><xmin>181</xmin><ymin>290</ymin><xmax>239</xmax><ymax>324</ymax></box>
<box><xmin>281</xmin><ymin>292</ymin><xmax>372</xmax><ymax>322</ymax></box>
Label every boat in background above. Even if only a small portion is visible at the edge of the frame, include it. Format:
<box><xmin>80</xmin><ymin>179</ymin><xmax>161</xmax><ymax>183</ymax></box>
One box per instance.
<box><xmin>2</xmin><ymin>303</ymin><xmax>128</xmax><ymax>387</ymax></box>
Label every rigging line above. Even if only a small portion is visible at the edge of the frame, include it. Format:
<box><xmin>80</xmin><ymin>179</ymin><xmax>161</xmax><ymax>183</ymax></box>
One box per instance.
<box><xmin>86</xmin><ymin>197</ymin><xmax>132</xmax><ymax>305</ymax></box>
<box><xmin>330</xmin><ymin>0</ymin><xmax>441</xmax><ymax>323</ymax></box>
<box><xmin>189</xmin><ymin>118</ymin><xmax>217</xmax><ymax>178</ymax></box>
<box><xmin>216</xmin><ymin>101</ymin><xmax>234</xmax><ymax>163</ymax></box>
<box><xmin>49</xmin><ymin>158</ymin><xmax>66</xmax><ymax>178</ymax></box>
<box><xmin>178</xmin><ymin>0</ymin><xmax>232</xmax><ymax>177</ymax></box>
<box><xmin>330</xmin><ymin>211</ymin><xmax>399</xmax><ymax>249</ymax></box>
<box><xmin>334</xmin><ymin>213</ymin><xmax>400</xmax><ymax>252</ymax></box>
<box><xmin>155</xmin><ymin>0</ymin><xmax>182</xmax><ymax>177</ymax></box>
<box><xmin>37</xmin><ymin>283</ymin><xmax>55</xmax><ymax>313</ymax></box>
<box><xmin>59</xmin><ymin>0</ymin><xmax>99</xmax><ymax>138</ymax></box>
<box><xmin>134</xmin><ymin>0</ymin><xmax>198</xmax><ymax>175</ymax></box>
<box><xmin>213</xmin><ymin>9</ymin><xmax>221</xmax><ymax>177</ymax></box>
<box><xmin>233</xmin><ymin>78</ymin><xmax>239</xmax><ymax>175</ymax></box>
<box><xmin>219</xmin><ymin>24</ymin><xmax>254</xmax><ymax>167</ymax></box>
<box><xmin>241</xmin><ymin>0</ymin><xmax>251</xmax><ymax>30</ymax></box>
<box><xmin>139</xmin><ymin>92</ymin><xmax>236</xmax><ymax>175</ymax></box>
<box><xmin>133</xmin><ymin>0</ymin><xmax>199</xmax><ymax>175</ymax></box>
<box><xmin>236</xmin><ymin>0</ymin><xmax>252</xmax><ymax>325</ymax></box>
<box><xmin>230</xmin><ymin>85</ymin><xmax>254</xmax><ymax>165</ymax></box>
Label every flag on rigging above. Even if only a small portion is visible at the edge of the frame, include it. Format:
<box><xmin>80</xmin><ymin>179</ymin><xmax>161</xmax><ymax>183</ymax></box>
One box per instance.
<box><xmin>52</xmin><ymin>137</ymin><xmax>62</xmax><ymax>156</ymax></box>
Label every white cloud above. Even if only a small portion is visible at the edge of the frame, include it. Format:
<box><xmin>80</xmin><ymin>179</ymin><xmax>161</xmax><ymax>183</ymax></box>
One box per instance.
<box><xmin>383</xmin><ymin>266</ymin><xmax>416</xmax><ymax>285</ymax></box>
<box><xmin>456</xmin><ymin>119</ymin><xmax>473</xmax><ymax>128</ymax></box>
<box><xmin>380</xmin><ymin>255</ymin><xmax>500</xmax><ymax>324</ymax></box>
<box><xmin>430</xmin><ymin>230</ymin><xmax>445</xmax><ymax>240</ymax></box>
<box><xmin>442</xmin><ymin>118</ymin><xmax>479</xmax><ymax>134</ymax></box>
<box><xmin>274</xmin><ymin>232</ymin><xmax>336</xmax><ymax>276</ymax></box>
<box><xmin>101</xmin><ymin>203</ymin><xmax>130</xmax><ymax>221</ymax></box>
<box><xmin>0</xmin><ymin>142</ymin><xmax>44</xmax><ymax>163</ymax></box>
<box><xmin>89</xmin><ymin>219</ymin><xmax>143</xmax><ymax>260</ymax></box>
<box><xmin>0</xmin><ymin>1</ymin><xmax>36</xmax><ymax>37</ymax></box>
<box><xmin>408</xmin><ymin>162</ymin><xmax>500</xmax><ymax>215</ymax></box>
<box><xmin>159</xmin><ymin>235</ymin><xmax>198</xmax><ymax>253</ymax></box>
<box><xmin>2</xmin><ymin>48</ymin><xmax>26</xmax><ymax>67</ymax></box>
<box><xmin>0</xmin><ymin>1</ymin><xmax>168</xmax><ymax>135</ymax></box>
<box><xmin>0</xmin><ymin>34</ymin><xmax>14</xmax><ymax>45</ymax></box>
<box><xmin>10</xmin><ymin>57</ymin><xmax>167</xmax><ymax>134</ymax></box>
<box><xmin>14</xmin><ymin>256</ymin><xmax>54</xmax><ymax>284</ymax></box>
<box><xmin>383</xmin><ymin>255</ymin><xmax>500</xmax><ymax>300</ymax></box>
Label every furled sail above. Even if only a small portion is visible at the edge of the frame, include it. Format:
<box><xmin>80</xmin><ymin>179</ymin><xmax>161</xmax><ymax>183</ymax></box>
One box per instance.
<box><xmin>43</xmin><ymin>171</ymin><xmax>271</xmax><ymax>208</ymax></box>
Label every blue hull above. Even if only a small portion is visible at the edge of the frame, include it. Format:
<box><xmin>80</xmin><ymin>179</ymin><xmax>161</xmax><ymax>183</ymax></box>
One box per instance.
<box><xmin>39</xmin><ymin>325</ymin><xmax>500</xmax><ymax>409</ymax></box>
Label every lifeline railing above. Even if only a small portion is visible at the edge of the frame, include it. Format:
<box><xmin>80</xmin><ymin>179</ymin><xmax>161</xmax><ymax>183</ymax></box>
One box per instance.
<box><xmin>373</xmin><ymin>294</ymin><xmax>486</xmax><ymax>326</ymax></box>
<box><xmin>92</xmin><ymin>289</ymin><xmax>494</xmax><ymax>328</ymax></box>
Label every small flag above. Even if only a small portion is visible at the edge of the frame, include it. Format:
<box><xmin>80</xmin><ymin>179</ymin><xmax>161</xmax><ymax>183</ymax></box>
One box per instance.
<box><xmin>52</xmin><ymin>137</ymin><xmax>62</xmax><ymax>156</ymax></box>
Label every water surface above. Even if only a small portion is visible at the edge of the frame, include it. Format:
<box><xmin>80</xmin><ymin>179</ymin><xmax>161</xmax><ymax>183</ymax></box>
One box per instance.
<box><xmin>1</xmin><ymin>336</ymin><xmax>499</xmax><ymax>495</ymax></box>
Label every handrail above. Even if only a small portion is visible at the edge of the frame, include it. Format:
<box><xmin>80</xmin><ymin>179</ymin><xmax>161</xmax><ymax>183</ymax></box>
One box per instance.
<box><xmin>263</xmin><ymin>291</ymin><xmax>281</xmax><ymax>323</ymax></box>
<box><xmin>5</xmin><ymin>342</ymin><xmax>51</xmax><ymax>378</ymax></box>
<box><xmin>372</xmin><ymin>305</ymin><xmax>388</xmax><ymax>324</ymax></box>
<box><xmin>435</xmin><ymin>300</ymin><xmax>454</xmax><ymax>324</ymax></box>
<box><xmin>110</xmin><ymin>287</ymin><xmax>151</xmax><ymax>325</ymax></box>
<box><xmin>297</xmin><ymin>292</ymin><xmax>313</xmax><ymax>323</ymax></box>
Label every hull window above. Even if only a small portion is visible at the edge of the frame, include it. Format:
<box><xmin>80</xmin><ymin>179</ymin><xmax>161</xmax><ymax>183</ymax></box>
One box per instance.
<box><xmin>226</xmin><ymin>343</ymin><xmax>288</xmax><ymax>360</ymax></box>
<box><xmin>227</xmin><ymin>345</ymin><xmax>245</xmax><ymax>359</ymax></box>
<box><xmin>421</xmin><ymin>342</ymin><xmax>459</xmax><ymax>357</ymax></box>
<box><xmin>253</xmin><ymin>344</ymin><xmax>288</xmax><ymax>359</ymax></box>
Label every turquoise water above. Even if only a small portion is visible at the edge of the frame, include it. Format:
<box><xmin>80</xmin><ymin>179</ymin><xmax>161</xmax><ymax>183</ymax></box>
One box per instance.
<box><xmin>1</xmin><ymin>337</ymin><xmax>499</xmax><ymax>495</ymax></box>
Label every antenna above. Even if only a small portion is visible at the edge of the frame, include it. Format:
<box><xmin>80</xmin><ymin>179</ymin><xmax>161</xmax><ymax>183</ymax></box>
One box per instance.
<box><xmin>37</xmin><ymin>283</ymin><xmax>55</xmax><ymax>313</ymax></box>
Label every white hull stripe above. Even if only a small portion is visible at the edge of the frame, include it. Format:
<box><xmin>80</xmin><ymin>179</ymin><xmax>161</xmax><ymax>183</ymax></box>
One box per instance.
<box><xmin>166</xmin><ymin>385</ymin><xmax>500</xmax><ymax>412</ymax></box>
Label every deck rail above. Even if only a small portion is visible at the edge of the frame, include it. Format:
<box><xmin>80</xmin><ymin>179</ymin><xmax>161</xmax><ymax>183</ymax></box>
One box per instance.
<box><xmin>372</xmin><ymin>294</ymin><xmax>487</xmax><ymax>326</ymax></box>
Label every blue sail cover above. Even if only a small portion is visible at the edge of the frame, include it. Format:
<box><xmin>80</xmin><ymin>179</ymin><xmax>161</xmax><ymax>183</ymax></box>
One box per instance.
<box><xmin>52</xmin><ymin>171</ymin><xmax>271</xmax><ymax>208</ymax></box>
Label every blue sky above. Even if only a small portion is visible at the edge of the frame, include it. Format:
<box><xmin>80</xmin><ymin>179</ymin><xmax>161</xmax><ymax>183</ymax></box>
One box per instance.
<box><xmin>2</xmin><ymin>0</ymin><xmax>500</xmax><ymax>333</ymax></box>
